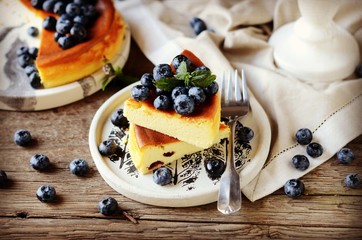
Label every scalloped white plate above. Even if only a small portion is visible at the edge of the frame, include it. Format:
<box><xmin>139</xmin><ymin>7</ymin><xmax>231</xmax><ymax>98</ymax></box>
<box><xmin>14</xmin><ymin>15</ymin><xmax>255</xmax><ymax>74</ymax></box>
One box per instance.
<box><xmin>89</xmin><ymin>82</ymin><xmax>271</xmax><ymax>207</ymax></box>
<box><xmin>0</xmin><ymin>0</ymin><xmax>130</xmax><ymax>111</ymax></box>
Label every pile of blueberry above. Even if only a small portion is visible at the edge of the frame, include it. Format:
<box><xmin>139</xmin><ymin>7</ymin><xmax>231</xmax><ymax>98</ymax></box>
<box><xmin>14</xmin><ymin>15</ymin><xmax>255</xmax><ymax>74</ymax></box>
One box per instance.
<box><xmin>31</xmin><ymin>0</ymin><xmax>99</xmax><ymax>49</ymax></box>
<box><xmin>130</xmin><ymin>54</ymin><xmax>218</xmax><ymax>116</ymax></box>
<box><xmin>17</xmin><ymin>46</ymin><xmax>41</xmax><ymax>88</ymax></box>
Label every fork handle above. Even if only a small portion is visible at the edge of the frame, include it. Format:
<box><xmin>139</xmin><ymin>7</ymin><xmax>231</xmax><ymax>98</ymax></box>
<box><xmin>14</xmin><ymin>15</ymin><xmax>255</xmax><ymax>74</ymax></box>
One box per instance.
<box><xmin>217</xmin><ymin>120</ymin><xmax>242</xmax><ymax>214</ymax></box>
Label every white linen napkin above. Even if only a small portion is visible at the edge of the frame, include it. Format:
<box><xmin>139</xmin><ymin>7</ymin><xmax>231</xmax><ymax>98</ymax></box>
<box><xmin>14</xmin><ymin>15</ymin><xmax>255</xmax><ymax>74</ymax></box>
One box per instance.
<box><xmin>115</xmin><ymin>0</ymin><xmax>362</xmax><ymax>202</ymax></box>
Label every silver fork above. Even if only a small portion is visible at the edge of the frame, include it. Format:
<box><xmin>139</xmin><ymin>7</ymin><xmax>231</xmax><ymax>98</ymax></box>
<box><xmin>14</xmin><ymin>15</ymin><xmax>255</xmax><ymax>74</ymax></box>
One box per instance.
<box><xmin>217</xmin><ymin>69</ymin><xmax>250</xmax><ymax>214</ymax></box>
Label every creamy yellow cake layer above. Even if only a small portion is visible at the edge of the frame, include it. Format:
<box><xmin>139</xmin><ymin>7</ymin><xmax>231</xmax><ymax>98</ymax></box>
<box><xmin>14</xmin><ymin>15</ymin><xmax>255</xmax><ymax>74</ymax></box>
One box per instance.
<box><xmin>128</xmin><ymin>122</ymin><xmax>229</xmax><ymax>174</ymax></box>
<box><xmin>124</xmin><ymin>92</ymin><xmax>221</xmax><ymax>149</ymax></box>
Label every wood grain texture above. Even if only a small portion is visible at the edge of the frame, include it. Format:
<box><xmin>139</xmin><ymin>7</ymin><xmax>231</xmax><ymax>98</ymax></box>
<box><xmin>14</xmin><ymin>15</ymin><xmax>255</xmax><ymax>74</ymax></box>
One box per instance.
<box><xmin>0</xmin><ymin>39</ymin><xmax>361</xmax><ymax>239</ymax></box>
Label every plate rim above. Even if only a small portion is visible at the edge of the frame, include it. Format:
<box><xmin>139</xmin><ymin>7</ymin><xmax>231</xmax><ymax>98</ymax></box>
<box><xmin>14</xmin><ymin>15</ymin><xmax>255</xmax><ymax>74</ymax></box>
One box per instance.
<box><xmin>89</xmin><ymin>82</ymin><xmax>272</xmax><ymax>207</ymax></box>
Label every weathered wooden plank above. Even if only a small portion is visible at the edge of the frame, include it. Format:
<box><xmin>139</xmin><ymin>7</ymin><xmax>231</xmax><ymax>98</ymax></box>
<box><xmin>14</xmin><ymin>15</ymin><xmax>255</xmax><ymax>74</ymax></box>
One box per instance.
<box><xmin>0</xmin><ymin>218</ymin><xmax>362</xmax><ymax>240</ymax></box>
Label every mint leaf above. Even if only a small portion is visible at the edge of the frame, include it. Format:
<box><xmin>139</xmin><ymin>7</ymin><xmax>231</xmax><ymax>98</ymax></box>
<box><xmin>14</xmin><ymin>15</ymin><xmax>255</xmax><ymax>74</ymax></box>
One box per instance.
<box><xmin>154</xmin><ymin>77</ymin><xmax>181</xmax><ymax>91</ymax></box>
<box><xmin>190</xmin><ymin>69</ymin><xmax>216</xmax><ymax>87</ymax></box>
<box><xmin>175</xmin><ymin>61</ymin><xmax>189</xmax><ymax>80</ymax></box>
<box><xmin>101</xmin><ymin>75</ymin><xmax>112</xmax><ymax>91</ymax></box>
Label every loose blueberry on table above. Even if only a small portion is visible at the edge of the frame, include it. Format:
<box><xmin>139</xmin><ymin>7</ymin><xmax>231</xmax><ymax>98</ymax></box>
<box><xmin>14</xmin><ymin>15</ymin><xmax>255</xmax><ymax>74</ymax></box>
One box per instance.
<box><xmin>30</xmin><ymin>154</ymin><xmax>50</xmax><ymax>171</ymax></box>
<box><xmin>98</xmin><ymin>196</ymin><xmax>118</xmax><ymax>216</ymax></box>
<box><xmin>36</xmin><ymin>185</ymin><xmax>57</xmax><ymax>203</ymax></box>
<box><xmin>295</xmin><ymin>128</ymin><xmax>313</xmax><ymax>145</ymax></box>
<box><xmin>306</xmin><ymin>142</ymin><xmax>323</xmax><ymax>158</ymax></box>
<box><xmin>344</xmin><ymin>174</ymin><xmax>360</xmax><ymax>189</ymax></box>
<box><xmin>153</xmin><ymin>166</ymin><xmax>172</xmax><ymax>186</ymax></box>
<box><xmin>336</xmin><ymin>148</ymin><xmax>355</xmax><ymax>164</ymax></box>
<box><xmin>0</xmin><ymin>170</ymin><xmax>8</xmax><ymax>187</ymax></box>
<box><xmin>291</xmin><ymin>155</ymin><xmax>310</xmax><ymax>171</ymax></box>
<box><xmin>284</xmin><ymin>179</ymin><xmax>305</xmax><ymax>198</ymax></box>
<box><xmin>14</xmin><ymin>129</ymin><xmax>33</xmax><ymax>146</ymax></box>
<box><xmin>69</xmin><ymin>159</ymin><xmax>89</xmax><ymax>176</ymax></box>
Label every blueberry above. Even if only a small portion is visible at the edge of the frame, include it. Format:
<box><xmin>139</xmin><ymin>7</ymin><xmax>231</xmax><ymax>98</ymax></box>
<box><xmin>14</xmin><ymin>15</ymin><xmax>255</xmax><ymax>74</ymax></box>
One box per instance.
<box><xmin>291</xmin><ymin>155</ymin><xmax>310</xmax><ymax>171</ymax></box>
<box><xmin>355</xmin><ymin>63</ymin><xmax>362</xmax><ymax>78</ymax></box>
<box><xmin>190</xmin><ymin>17</ymin><xmax>207</xmax><ymax>35</ymax></box>
<box><xmin>57</xmin><ymin>35</ymin><xmax>76</xmax><ymax>49</ymax></box>
<box><xmin>98</xmin><ymin>196</ymin><xmax>118</xmax><ymax>216</ymax></box>
<box><xmin>131</xmin><ymin>85</ymin><xmax>150</xmax><ymax>101</ymax></box>
<box><xmin>336</xmin><ymin>148</ymin><xmax>355</xmax><ymax>164</ymax></box>
<box><xmin>56</xmin><ymin>18</ymin><xmax>73</xmax><ymax>35</ymax></box>
<box><xmin>171</xmin><ymin>55</ymin><xmax>191</xmax><ymax>71</ymax></box>
<box><xmin>42</xmin><ymin>0</ymin><xmax>56</xmax><ymax>12</ymax></box>
<box><xmin>295</xmin><ymin>128</ymin><xmax>313</xmax><ymax>145</ymax></box>
<box><xmin>0</xmin><ymin>170</ymin><xmax>8</xmax><ymax>187</ymax></box>
<box><xmin>153</xmin><ymin>64</ymin><xmax>173</xmax><ymax>81</ymax></box>
<box><xmin>98</xmin><ymin>139</ymin><xmax>118</xmax><ymax>156</ymax></box>
<box><xmin>82</xmin><ymin>5</ymin><xmax>98</xmax><ymax>20</ymax></box>
<box><xmin>65</xmin><ymin>3</ymin><xmax>81</xmax><ymax>17</ymax></box>
<box><xmin>36</xmin><ymin>185</ymin><xmax>56</xmax><ymax>202</ymax></box>
<box><xmin>171</xmin><ymin>86</ymin><xmax>188</xmax><ymax>100</ymax></box>
<box><xmin>24</xmin><ymin>64</ymin><xmax>38</xmax><ymax>76</ymax></box>
<box><xmin>42</xmin><ymin>16</ymin><xmax>57</xmax><ymax>31</ymax></box>
<box><xmin>70</xmin><ymin>23</ymin><xmax>87</xmax><ymax>42</ymax></box>
<box><xmin>31</xmin><ymin>0</ymin><xmax>44</xmax><ymax>9</ymax></box>
<box><xmin>140</xmin><ymin>73</ymin><xmax>154</xmax><ymax>87</ymax></box>
<box><xmin>153</xmin><ymin>95</ymin><xmax>171</xmax><ymax>110</ymax></box>
<box><xmin>58</xmin><ymin>13</ymin><xmax>73</xmax><ymax>22</ymax></box>
<box><xmin>28</xmin><ymin>47</ymin><xmax>38</xmax><ymax>59</ymax></box>
<box><xmin>110</xmin><ymin>109</ymin><xmax>129</xmax><ymax>129</ymax></box>
<box><xmin>284</xmin><ymin>179</ymin><xmax>304</xmax><ymax>198</ymax></box>
<box><xmin>155</xmin><ymin>88</ymin><xmax>170</xmax><ymax>97</ymax></box>
<box><xmin>173</xmin><ymin>94</ymin><xmax>195</xmax><ymax>115</ymax></box>
<box><xmin>344</xmin><ymin>173</ymin><xmax>360</xmax><ymax>189</ymax></box>
<box><xmin>16</xmin><ymin>46</ymin><xmax>29</xmax><ymax>57</ymax></box>
<box><xmin>18</xmin><ymin>53</ymin><xmax>34</xmax><ymax>68</ymax></box>
<box><xmin>14</xmin><ymin>129</ymin><xmax>33</xmax><ymax>146</ymax></box>
<box><xmin>237</xmin><ymin>126</ymin><xmax>254</xmax><ymax>143</ymax></box>
<box><xmin>204</xmin><ymin>81</ymin><xmax>219</xmax><ymax>96</ymax></box>
<box><xmin>204</xmin><ymin>159</ymin><xmax>225</xmax><ymax>179</ymax></box>
<box><xmin>195</xmin><ymin>66</ymin><xmax>210</xmax><ymax>71</ymax></box>
<box><xmin>29</xmin><ymin>71</ymin><xmax>42</xmax><ymax>89</ymax></box>
<box><xmin>188</xmin><ymin>87</ymin><xmax>206</xmax><ymax>104</ymax></box>
<box><xmin>53</xmin><ymin>32</ymin><xmax>64</xmax><ymax>42</ymax></box>
<box><xmin>53</xmin><ymin>1</ymin><xmax>65</xmax><ymax>14</ymax></box>
<box><xmin>30</xmin><ymin>154</ymin><xmax>50</xmax><ymax>171</ymax></box>
<box><xmin>73</xmin><ymin>15</ymin><xmax>89</xmax><ymax>27</ymax></box>
<box><xmin>69</xmin><ymin>159</ymin><xmax>89</xmax><ymax>176</ymax></box>
<box><xmin>27</xmin><ymin>26</ymin><xmax>39</xmax><ymax>37</ymax></box>
<box><xmin>306</xmin><ymin>142</ymin><xmax>323</xmax><ymax>158</ymax></box>
<box><xmin>153</xmin><ymin>166</ymin><xmax>172</xmax><ymax>186</ymax></box>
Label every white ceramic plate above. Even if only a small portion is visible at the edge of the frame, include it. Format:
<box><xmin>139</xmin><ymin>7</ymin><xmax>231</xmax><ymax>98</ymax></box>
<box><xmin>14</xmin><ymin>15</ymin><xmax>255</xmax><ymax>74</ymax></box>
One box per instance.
<box><xmin>0</xmin><ymin>0</ymin><xmax>130</xmax><ymax>111</ymax></box>
<box><xmin>89</xmin><ymin>82</ymin><xmax>271</xmax><ymax>207</ymax></box>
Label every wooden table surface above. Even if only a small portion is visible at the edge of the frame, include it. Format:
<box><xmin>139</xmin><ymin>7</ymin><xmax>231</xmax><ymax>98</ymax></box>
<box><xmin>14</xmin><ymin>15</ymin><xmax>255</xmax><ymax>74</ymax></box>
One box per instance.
<box><xmin>1</xmin><ymin>40</ymin><xmax>361</xmax><ymax>240</ymax></box>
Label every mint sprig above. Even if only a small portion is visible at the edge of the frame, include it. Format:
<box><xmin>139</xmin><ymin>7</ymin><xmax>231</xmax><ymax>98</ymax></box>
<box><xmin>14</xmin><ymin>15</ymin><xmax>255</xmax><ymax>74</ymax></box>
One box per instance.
<box><xmin>154</xmin><ymin>61</ymin><xmax>216</xmax><ymax>91</ymax></box>
<box><xmin>101</xmin><ymin>59</ymin><xmax>137</xmax><ymax>90</ymax></box>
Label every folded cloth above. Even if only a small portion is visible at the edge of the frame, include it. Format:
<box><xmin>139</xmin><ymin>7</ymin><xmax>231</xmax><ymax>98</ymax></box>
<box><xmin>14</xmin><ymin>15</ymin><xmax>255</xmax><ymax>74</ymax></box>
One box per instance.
<box><xmin>116</xmin><ymin>0</ymin><xmax>362</xmax><ymax>202</ymax></box>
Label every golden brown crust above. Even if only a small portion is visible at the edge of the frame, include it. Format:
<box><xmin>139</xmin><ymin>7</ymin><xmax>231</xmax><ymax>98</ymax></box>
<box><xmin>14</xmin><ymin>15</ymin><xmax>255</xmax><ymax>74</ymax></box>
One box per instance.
<box><xmin>133</xmin><ymin>121</ymin><xmax>228</xmax><ymax>148</ymax></box>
